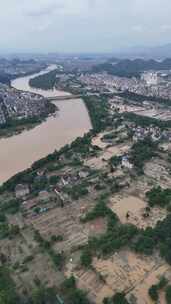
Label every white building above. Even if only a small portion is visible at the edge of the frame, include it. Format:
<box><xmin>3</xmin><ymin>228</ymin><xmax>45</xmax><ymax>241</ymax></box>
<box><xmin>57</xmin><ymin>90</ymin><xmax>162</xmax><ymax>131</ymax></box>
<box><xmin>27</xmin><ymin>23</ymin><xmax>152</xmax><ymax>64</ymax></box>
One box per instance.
<box><xmin>141</xmin><ymin>72</ymin><xmax>158</xmax><ymax>86</ymax></box>
<box><xmin>121</xmin><ymin>156</ymin><xmax>133</xmax><ymax>169</ymax></box>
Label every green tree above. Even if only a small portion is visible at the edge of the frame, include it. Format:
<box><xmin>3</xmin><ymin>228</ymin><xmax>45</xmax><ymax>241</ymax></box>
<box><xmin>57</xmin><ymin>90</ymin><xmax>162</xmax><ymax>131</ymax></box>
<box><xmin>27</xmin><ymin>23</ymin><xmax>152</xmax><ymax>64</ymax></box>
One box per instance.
<box><xmin>148</xmin><ymin>285</ymin><xmax>158</xmax><ymax>301</ymax></box>
<box><xmin>112</xmin><ymin>292</ymin><xmax>129</xmax><ymax>304</ymax></box>
<box><xmin>158</xmin><ymin>276</ymin><xmax>168</xmax><ymax>289</ymax></box>
<box><xmin>0</xmin><ymin>267</ymin><xmax>18</xmax><ymax>304</ymax></box>
<box><xmin>32</xmin><ymin>287</ymin><xmax>45</xmax><ymax>304</ymax></box>
<box><xmin>62</xmin><ymin>276</ymin><xmax>90</xmax><ymax>304</ymax></box>
<box><xmin>166</xmin><ymin>285</ymin><xmax>171</xmax><ymax>304</ymax></box>
<box><xmin>49</xmin><ymin>175</ymin><xmax>60</xmax><ymax>185</ymax></box>
<box><xmin>80</xmin><ymin>249</ymin><xmax>92</xmax><ymax>268</ymax></box>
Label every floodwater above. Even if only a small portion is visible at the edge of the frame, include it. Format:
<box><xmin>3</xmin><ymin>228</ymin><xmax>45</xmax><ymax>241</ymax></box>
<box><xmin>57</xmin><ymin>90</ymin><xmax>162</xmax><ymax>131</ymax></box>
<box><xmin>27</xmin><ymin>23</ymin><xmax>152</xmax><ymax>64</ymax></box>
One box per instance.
<box><xmin>0</xmin><ymin>66</ymin><xmax>92</xmax><ymax>184</ymax></box>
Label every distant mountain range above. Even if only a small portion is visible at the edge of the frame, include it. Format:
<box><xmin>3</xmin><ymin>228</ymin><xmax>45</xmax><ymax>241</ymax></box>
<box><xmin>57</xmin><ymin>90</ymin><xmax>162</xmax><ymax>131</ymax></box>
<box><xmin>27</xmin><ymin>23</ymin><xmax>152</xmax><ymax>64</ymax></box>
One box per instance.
<box><xmin>0</xmin><ymin>73</ymin><xmax>11</xmax><ymax>85</ymax></box>
<box><xmin>93</xmin><ymin>58</ymin><xmax>171</xmax><ymax>78</ymax></box>
<box><xmin>113</xmin><ymin>44</ymin><xmax>171</xmax><ymax>59</ymax></box>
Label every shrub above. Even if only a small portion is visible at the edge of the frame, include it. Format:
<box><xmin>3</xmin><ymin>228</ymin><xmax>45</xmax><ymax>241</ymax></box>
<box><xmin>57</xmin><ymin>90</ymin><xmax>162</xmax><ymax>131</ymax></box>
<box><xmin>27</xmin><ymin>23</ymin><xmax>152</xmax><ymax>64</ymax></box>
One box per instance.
<box><xmin>165</xmin><ymin>285</ymin><xmax>171</xmax><ymax>304</ymax></box>
<box><xmin>80</xmin><ymin>248</ymin><xmax>92</xmax><ymax>268</ymax></box>
<box><xmin>148</xmin><ymin>285</ymin><xmax>159</xmax><ymax>301</ymax></box>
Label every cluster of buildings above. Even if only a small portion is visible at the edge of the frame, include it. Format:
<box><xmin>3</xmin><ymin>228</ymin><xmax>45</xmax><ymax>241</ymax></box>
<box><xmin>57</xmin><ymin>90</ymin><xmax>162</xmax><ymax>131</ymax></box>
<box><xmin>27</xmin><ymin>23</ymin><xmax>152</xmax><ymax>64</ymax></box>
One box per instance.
<box><xmin>0</xmin><ymin>84</ymin><xmax>48</xmax><ymax>124</ymax></box>
<box><xmin>79</xmin><ymin>72</ymin><xmax>116</xmax><ymax>93</ymax></box>
<box><xmin>128</xmin><ymin>124</ymin><xmax>171</xmax><ymax>143</ymax></box>
<box><xmin>141</xmin><ymin>71</ymin><xmax>160</xmax><ymax>86</ymax></box>
<box><xmin>57</xmin><ymin>170</ymin><xmax>89</xmax><ymax>188</ymax></box>
<box><xmin>109</xmin><ymin>95</ymin><xmax>171</xmax><ymax>122</ymax></box>
<box><xmin>0</xmin><ymin>58</ymin><xmax>45</xmax><ymax>76</ymax></box>
<box><xmin>78</xmin><ymin>70</ymin><xmax>171</xmax><ymax>99</ymax></box>
<box><xmin>14</xmin><ymin>167</ymin><xmax>90</xmax><ymax>217</ymax></box>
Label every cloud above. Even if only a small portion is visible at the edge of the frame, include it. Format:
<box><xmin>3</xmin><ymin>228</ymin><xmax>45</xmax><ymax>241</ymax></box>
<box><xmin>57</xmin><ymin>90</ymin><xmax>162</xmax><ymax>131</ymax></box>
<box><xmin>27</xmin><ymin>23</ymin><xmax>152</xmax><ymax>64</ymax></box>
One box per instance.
<box><xmin>131</xmin><ymin>25</ymin><xmax>144</xmax><ymax>33</ymax></box>
<box><xmin>0</xmin><ymin>0</ymin><xmax>171</xmax><ymax>52</ymax></box>
<box><xmin>34</xmin><ymin>20</ymin><xmax>53</xmax><ymax>32</ymax></box>
<box><xmin>24</xmin><ymin>0</ymin><xmax>63</xmax><ymax>17</ymax></box>
<box><xmin>161</xmin><ymin>25</ymin><xmax>171</xmax><ymax>32</ymax></box>
<box><xmin>24</xmin><ymin>0</ymin><xmax>93</xmax><ymax>18</ymax></box>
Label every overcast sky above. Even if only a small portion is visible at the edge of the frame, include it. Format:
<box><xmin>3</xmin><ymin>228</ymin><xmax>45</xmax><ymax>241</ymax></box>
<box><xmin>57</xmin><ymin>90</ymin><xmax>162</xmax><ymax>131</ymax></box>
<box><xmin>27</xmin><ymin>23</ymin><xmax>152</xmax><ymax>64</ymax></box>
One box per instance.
<box><xmin>1</xmin><ymin>0</ymin><xmax>171</xmax><ymax>53</ymax></box>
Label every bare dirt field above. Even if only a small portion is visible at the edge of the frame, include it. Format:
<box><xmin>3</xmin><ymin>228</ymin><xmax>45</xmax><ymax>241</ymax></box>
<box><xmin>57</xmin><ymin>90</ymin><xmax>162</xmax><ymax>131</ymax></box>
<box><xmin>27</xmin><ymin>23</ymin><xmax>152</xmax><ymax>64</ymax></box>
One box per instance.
<box><xmin>0</xmin><ymin>228</ymin><xmax>64</xmax><ymax>294</ymax></box>
<box><xmin>84</xmin><ymin>217</ymin><xmax>107</xmax><ymax>237</ymax></box>
<box><xmin>126</xmin><ymin>176</ymin><xmax>154</xmax><ymax>199</ymax></box>
<box><xmin>85</xmin><ymin>155</ymin><xmax>108</xmax><ymax>170</ymax></box>
<box><xmin>130</xmin><ymin>264</ymin><xmax>171</xmax><ymax>304</ymax></box>
<box><xmin>64</xmin><ymin>249</ymin><xmax>171</xmax><ymax>304</ymax></box>
<box><xmin>85</xmin><ymin>142</ymin><xmax>131</xmax><ymax>170</ymax></box>
<box><xmin>64</xmin><ymin>262</ymin><xmax>113</xmax><ymax>304</ymax></box>
<box><xmin>25</xmin><ymin>202</ymin><xmax>99</xmax><ymax>252</ymax></box>
<box><xmin>14</xmin><ymin>252</ymin><xmax>64</xmax><ymax>293</ymax></box>
<box><xmin>109</xmin><ymin>194</ymin><xmax>167</xmax><ymax>229</ymax></box>
<box><xmin>92</xmin><ymin>132</ymin><xmax>110</xmax><ymax>149</ymax></box>
<box><xmin>144</xmin><ymin>158</ymin><xmax>171</xmax><ymax>188</ymax></box>
<box><xmin>93</xmin><ymin>250</ymin><xmax>171</xmax><ymax>304</ymax></box>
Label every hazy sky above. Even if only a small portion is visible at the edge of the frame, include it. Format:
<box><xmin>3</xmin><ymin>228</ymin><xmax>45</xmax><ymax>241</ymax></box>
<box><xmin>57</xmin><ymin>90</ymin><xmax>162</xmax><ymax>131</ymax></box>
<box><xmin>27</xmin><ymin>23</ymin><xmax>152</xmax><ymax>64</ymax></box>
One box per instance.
<box><xmin>1</xmin><ymin>0</ymin><xmax>171</xmax><ymax>53</ymax></box>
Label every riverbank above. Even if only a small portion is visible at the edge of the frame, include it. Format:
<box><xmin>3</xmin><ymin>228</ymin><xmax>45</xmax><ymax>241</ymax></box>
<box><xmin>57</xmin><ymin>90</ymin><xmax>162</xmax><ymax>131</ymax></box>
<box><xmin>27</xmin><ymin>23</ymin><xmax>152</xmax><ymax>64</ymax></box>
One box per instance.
<box><xmin>2</xmin><ymin>69</ymin><xmax>171</xmax><ymax>304</ymax></box>
<box><xmin>27</xmin><ymin>66</ymin><xmax>107</xmax><ymax>131</ymax></box>
<box><xmin>0</xmin><ymin>66</ymin><xmax>91</xmax><ymax>184</ymax></box>
<box><xmin>0</xmin><ymin>94</ymin><xmax>109</xmax><ymax>189</ymax></box>
<box><xmin>0</xmin><ymin>91</ymin><xmax>57</xmax><ymax>139</ymax></box>
<box><xmin>0</xmin><ymin>105</ymin><xmax>57</xmax><ymax>139</ymax></box>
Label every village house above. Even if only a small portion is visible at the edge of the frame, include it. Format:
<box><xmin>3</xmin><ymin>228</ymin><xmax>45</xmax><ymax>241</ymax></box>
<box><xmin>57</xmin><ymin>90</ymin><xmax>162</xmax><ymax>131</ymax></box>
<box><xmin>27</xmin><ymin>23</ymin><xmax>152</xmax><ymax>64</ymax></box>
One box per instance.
<box><xmin>38</xmin><ymin>190</ymin><xmax>50</xmax><ymax>203</ymax></box>
<box><xmin>121</xmin><ymin>155</ymin><xmax>133</xmax><ymax>169</ymax></box>
<box><xmin>78</xmin><ymin>170</ymin><xmax>89</xmax><ymax>179</ymax></box>
<box><xmin>15</xmin><ymin>184</ymin><xmax>30</xmax><ymax>199</ymax></box>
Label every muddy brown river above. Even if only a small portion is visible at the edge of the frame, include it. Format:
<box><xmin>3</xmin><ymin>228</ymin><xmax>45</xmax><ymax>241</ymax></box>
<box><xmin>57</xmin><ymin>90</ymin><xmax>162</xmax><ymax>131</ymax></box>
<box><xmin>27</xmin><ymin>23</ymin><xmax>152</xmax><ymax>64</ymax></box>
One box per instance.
<box><xmin>0</xmin><ymin>66</ymin><xmax>91</xmax><ymax>184</ymax></box>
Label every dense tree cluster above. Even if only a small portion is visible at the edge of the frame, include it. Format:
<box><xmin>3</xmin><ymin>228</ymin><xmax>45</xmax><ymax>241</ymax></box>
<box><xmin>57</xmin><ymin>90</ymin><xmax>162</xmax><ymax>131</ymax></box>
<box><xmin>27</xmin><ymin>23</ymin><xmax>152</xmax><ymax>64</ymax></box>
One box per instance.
<box><xmin>166</xmin><ymin>285</ymin><xmax>171</xmax><ymax>304</ymax></box>
<box><xmin>61</xmin><ymin>276</ymin><xmax>90</xmax><ymax>304</ymax></box>
<box><xmin>63</xmin><ymin>182</ymin><xmax>89</xmax><ymax>200</ymax></box>
<box><xmin>83</xmin><ymin>96</ymin><xmax>110</xmax><ymax>133</ymax></box>
<box><xmin>89</xmin><ymin>222</ymin><xmax>137</xmax><ymax>256</ymax></box>
<box><xmin>0</xmin><ymin>267</ymin><xmax>19</xmax><ymax>303</ymax></box>
<box><xmin>0</xmin><ymin>73</ymin><xmax>11</xmax><ymax>85</ymax></box>
<box><xmin>82</xmin><ymin>199</ymin><xmax>137</xmax><ymax>257</ymax></box>
<box><xmin>103</xmin><ymin>292</ymin><xmax>129</xmax><ymax>304</ymax></box>
<box><xmin>132</xmin><ymin>214</ymin><xmax>171</xmax><ymax>264</ymax></box>
<box><xmin>29</xmin><ymin>70</ymin><xmax>59</xmax><ymax>90</ymax></box>
<box><xmin>0</xmin><ymin>198</ymin><xmax>20</xmax><ymax>215</ymax></box>
<box><xmin>110</xmin><ymin>155</ymin><xmax>122</xmax><ymax>168</ymax></box>
<box><xmin>148</xmin><ymin>277</ymin><xmax>168</xmax><ymax>302</ymax></box>
<box><xmin>80</xmin><ymin>248</ymin><xmax>92</xmax><ymax>268</ymax></box>
<box><xmin>130</xmin><ymin>137</ymin><xmax>157</xmax><ymax>174</ymax></box>
<box><xmin>146</xmin><ymin>186</ymin><xmax>171</xmax><ymax>208</ymax></box>
<box><xmin>30</xmin><ymin>286</ymin><xmax>57</xmax><ymax>304</ymax></box>
<box><xmin>81</xmin><ymin>200</ymin><xmax>117</xmax><ymax>223</ymax></box>
<box><xmin>0</xmin><ymin>223</ymin><xmax>20</xmax><ymax>240</ymax></box>
<box><xmin>148</xmin><ymin>285</ymin><xmax>159</xmax><ymax>301</ymax></box>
